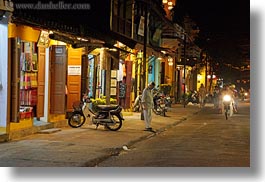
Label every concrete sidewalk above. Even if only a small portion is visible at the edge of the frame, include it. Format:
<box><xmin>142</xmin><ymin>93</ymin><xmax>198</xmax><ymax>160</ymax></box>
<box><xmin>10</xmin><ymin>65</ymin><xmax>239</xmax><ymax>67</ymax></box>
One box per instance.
<box><xmin>0</xmin><ymin>104</ymin><xmax>201</xmax><ymax>167</ymax></box>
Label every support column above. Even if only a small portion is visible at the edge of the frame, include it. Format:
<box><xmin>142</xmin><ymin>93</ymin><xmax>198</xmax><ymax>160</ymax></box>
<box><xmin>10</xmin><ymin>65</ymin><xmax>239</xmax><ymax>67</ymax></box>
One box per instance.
<box><xmin>0</xmin><ymin>17</ymin><xmax>9</xmax><ymax>129</ymax></box>
<box><xmin>43</xmin><ymin>48</ymin><xmax>50</xmax><ymax>122</ymax></box>
<box><xmin>141</xmin><ymin>4</ymin><xmax>148</xmax><ymax>91</ymax></box>
<box><xmin>105</xmin><ymin>56</ymin><xmax>111</xmax><ymax>105</ymax></box>
<box><xmin>183</xmin><ymin>34</ymin><xmax>187</xmax><ymax>108</ymax></box>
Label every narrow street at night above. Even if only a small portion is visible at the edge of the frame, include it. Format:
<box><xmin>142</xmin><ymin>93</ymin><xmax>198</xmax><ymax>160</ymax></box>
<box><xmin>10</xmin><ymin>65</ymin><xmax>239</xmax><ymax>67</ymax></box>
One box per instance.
<box><xmin>0</xmin><ymin>102</ymin><xmax>249</xmax><ymax>167</ymax></box>
<box><xmin>0</xmin><ymin>0</ymin><xmax>256</xmax><ymax>181</ymax></box>
<box><xmin>0</xmin><ymin>102</ymin><xmax>250</xmax><ymax>167</ymax></box>
<box><xmin>98</xmin><ymin>101</ymin><xmax>250</xmax><ymax>167</ymax></box>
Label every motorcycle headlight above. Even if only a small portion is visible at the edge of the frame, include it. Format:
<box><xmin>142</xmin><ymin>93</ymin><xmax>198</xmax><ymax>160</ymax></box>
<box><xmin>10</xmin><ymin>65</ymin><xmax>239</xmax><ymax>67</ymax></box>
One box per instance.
<box><xmin>223</xmin><ymin>95</ymin><xmax>231</xmax><ymax>102</ymax></box>
<box><xmin>244</xmin><ymin>92</ymin><xmax>248</xmax><ymax>96</ymax></box>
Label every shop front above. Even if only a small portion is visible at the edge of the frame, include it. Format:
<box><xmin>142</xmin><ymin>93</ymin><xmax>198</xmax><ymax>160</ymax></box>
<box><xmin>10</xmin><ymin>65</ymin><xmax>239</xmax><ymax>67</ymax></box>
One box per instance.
<box><xmin>7</xmin><ymin>24</ymin><xmax>42</xmax><ymax>134</ymax></box>
<box><xmin>5</xmin><ymin>24</ymin><xmax>89</xmax><ymax>139</ymax></box>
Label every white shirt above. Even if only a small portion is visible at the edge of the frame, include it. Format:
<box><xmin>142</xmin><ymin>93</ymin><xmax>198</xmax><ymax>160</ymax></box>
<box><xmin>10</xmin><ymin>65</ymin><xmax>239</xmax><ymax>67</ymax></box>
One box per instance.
<box><xmin>141</xmin><ymin>87</ymin><xmax>154</xmax><ymax>109</ymax></box>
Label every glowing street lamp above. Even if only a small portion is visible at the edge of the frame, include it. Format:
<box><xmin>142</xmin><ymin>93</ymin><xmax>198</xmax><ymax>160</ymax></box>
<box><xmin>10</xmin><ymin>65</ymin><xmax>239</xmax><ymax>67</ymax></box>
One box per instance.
<box><xmin>168</xmin><ymin>56</ymin><xmax>173</xmax><ymax>66</ymax></box>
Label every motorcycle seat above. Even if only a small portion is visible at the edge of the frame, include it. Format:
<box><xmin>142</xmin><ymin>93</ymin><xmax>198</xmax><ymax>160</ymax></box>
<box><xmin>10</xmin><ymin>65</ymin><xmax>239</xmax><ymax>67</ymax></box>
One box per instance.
<box><xmin>97</xmin><ymin>105</ymin><xmax>119</xmax><ymax>111</ymax></box>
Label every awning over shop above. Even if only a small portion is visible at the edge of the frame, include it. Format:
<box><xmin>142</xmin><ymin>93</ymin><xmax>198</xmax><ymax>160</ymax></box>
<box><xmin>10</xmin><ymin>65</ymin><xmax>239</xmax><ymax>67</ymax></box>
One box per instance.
<box><xmin>12</xmin><ymin>16</ymin><xmax>137</xmax><ymax>52</ymax></box>
<box><xmin>109</xmin><ymin>32</ymin><xmax>137</xmax><ymax>49</ymax></box>
<box><xmin>48</xmin><ymin>32</ymin><xmax>105</xmax><ymax>48</ymax></box>
<box><xmin>134</xmin><ymin>43</ymin><xmax>159</xmax><ymax>57</ymax></box>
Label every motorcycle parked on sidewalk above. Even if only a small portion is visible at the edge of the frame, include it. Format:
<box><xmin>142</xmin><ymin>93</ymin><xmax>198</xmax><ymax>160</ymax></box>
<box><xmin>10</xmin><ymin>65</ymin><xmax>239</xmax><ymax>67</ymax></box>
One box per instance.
<box><xmin>68</xmin><ymin>96</ymin><xmax>124</xmax><ymax>131</ymax></box>
<box><xmin>188</xmin><ymin>90</ymin><xmax>199</xmax><ymax>104</ymax></box>
<box><xmin>222</xmin><ymin>94</ymin><xmax>234</xmax><ymax>120</ymax></box>
<box><xmin>165</xmin><ymin>95</ymin><xmax>172</xmax><ymax>107</ymax></box>
<box><xmin>153</xmin><ymin>93</ymin><xmax>167</xmax><ymax>117</ymax></box>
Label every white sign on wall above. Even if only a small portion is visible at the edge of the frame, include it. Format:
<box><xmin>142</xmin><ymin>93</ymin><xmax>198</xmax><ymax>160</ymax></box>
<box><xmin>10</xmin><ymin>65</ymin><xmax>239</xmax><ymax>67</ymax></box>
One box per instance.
<box><xmin>68</xmin><ymin>65</ymin><xmax>81</xmax><ymax>75</ymax></box>
<box><xmin>138</xmin><ymin>16</ymin><xmax>145</xmax><ymax>36</ymax></box>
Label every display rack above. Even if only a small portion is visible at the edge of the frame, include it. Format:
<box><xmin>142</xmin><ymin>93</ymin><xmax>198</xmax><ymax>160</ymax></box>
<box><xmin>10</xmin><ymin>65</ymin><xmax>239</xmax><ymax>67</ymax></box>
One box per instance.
<box><xmin>19</xmin><ymin>41</ymin><xmax>38</xmax><ymax>119</ymax></box>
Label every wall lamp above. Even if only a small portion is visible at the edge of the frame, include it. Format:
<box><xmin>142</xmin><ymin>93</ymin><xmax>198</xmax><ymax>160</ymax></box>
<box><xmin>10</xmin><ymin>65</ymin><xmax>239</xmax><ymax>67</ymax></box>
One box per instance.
<box><xmin>0</xmin><ymin>0</ymin><xmax>14</xmax><ymax>23</ymax></box>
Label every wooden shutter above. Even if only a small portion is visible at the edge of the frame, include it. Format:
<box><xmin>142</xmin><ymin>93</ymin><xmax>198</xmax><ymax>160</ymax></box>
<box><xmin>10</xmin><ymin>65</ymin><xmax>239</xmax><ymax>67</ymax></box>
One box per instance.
<box><xmin>161</xmin><ymin>62</ymin><xmax>165</xmax><ymax>84</ymax></box>
<box><xmin>50</xmin><ymin>45</ymin><xmax>67</xmax><ymax>114</ymax></box>
<box><xmin>36</xmin><ymin>47</ymin><xmax>45</xmax><ymax>118</ymax></box>
<box><xmin>67</xmin><ymin>48</ymin><xmax>81</xmax><ymax>112</ymax></box>
<box><xmin>10</xmin><ymin>38</ymin><xmax>21</xmax><ymax>122</ymax></box>
<box><xmin>81</xmin><ymin>55</ymin><xmax>88</xmax><ymax>98</ymax></box>
<box><xmin>125</xmin><ymin>61</ymin><xmax>132</xmax><ymax>109</ymax></box>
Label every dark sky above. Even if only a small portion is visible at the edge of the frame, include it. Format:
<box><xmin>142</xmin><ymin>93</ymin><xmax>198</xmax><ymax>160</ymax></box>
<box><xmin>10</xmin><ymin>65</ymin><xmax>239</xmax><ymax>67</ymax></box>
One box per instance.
<box><xmin>174</xmin><ymin>0</ymin><xmax>250</xmax><ymax>65</ymax></box>
<box><xmin>179</xmin><ymin>0</ymin><xmax>249</xmax><ymax>36</ymax></box>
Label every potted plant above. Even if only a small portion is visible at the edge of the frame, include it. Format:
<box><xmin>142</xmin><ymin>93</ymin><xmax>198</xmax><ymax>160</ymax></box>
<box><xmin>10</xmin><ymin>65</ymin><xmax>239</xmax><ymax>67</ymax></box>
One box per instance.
<box><xmin>90</xmin><ymin>96</ymin><xmax>117</xmax><ymax>112</ymax></box>
<box><xmin>160</xmin><ymin>84</ymin><xmax>172</xmax><ymax>95</ymax></box>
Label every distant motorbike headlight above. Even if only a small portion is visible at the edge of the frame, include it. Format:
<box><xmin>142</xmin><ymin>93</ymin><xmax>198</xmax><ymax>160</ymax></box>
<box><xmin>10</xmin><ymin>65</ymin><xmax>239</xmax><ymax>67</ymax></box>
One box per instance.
<box><xmin>223</xmin><ymin>95</ymin><xmax>231</xmax><ymax>102</ymax></box>
<box><xmin>244</xmin><ymin>92</ymin><xmax>248</xmax><ymax>96</ymax></box>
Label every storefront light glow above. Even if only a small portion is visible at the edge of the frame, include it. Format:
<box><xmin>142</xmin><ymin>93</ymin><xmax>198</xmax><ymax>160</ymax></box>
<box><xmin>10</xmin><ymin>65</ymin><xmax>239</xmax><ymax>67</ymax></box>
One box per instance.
<box><xmin>168</xmin><ymin>61</ymin><xmax>173</xmax><ymax>66</ymax></box>
<box><xmin>168</xmin><ymin>57</ymin><xmax>173</xmax><ymax>63</ymax></box>
<box><xmin>207</xmin><ymin>75</ymin><xmax>216</xmax><ymax>79</ymax></box>
<box><xmin>168</xmin><ymin>6</ymin><xmax>173</xmax><ymax>10</ymax></box>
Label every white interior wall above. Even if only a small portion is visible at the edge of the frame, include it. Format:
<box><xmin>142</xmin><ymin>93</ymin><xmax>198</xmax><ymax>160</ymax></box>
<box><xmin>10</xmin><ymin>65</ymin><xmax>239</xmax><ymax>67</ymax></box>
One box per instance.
<box><xmin>40</xmin><ymin>48</ymin><xmax>50</xmax><ymax>122</ymax></box>
<box><xmin>0</xmin><ymin>23</ymin><xmax>8</xmax><ymax>127</ymax></box>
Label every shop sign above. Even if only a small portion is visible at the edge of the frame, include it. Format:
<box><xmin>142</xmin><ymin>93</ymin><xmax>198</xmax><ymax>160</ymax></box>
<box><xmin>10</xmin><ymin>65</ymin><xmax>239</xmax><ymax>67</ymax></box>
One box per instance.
<box><xmin>68</xmin><ymin>65</ymin><xmax>81</xmax><ymax>75</ymax></box>
<box><xmin>152</xmin><ymin>28</ymin><xmax>162</xmax><ymax>43</ymax></box>
<box><xmin>119</xmin><ymin>82</ymin><xmax>126</xmax><ymax>98</ymax></box>
<box><xmin>138</xmin><ymin>16</ymin><xmax>145</xmax><ymax>36</ymax></box>
<box><xmin>37</xmin><ymin>30</ymin><xmax>50</xmax><ymax>48</ymax></box>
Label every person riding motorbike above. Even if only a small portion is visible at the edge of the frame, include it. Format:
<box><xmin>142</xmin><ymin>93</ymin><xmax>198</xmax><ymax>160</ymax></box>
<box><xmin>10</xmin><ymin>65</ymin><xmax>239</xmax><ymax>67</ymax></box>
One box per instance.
<box><xmin>219</xmin><ymin>85</ymin><xmax>235</xmax><ymax>114</ymax></box>
<box><xmin>240</xmin><ymin>87</ymin><xmax>246</xmax><ymax>101</ymax></box>
<box><xmin>230</xmin><ymin>84</ymin><xmax>239</xmax><ymax>113</ymax></box>
<box><xmin>213</xmin><ymin>86</ymin><xmax>220</xmax><ymax>109</ymax></box>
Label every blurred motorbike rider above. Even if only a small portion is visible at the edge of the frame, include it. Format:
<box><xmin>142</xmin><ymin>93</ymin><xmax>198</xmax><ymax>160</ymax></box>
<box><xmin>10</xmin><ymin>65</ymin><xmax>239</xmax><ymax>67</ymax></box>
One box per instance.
<box><xmin>219</xmin><ymin>85</ymin><xmax>235</xmax><ymax>114</ymax></box>
<box><xmin>230</xmin><ymin>84</ymin><xmax>239</xmax><ymax>113</ymax></box>
<box><xmin>213</xmin><ymin>86</ymin><xmax>220</xmax><ymax>109</ymax></box>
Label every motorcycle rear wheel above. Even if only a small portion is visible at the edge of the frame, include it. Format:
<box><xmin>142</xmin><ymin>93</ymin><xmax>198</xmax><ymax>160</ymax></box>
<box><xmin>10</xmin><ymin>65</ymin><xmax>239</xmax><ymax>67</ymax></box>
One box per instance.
<box><xmin>68</xmin><ymin>111</ymin><xmax>86</xmax><ymax>128</ymax></box>
<box><xmin>105</xmin><ymin>114</ymin><xmax>122</xmax><ymax>131</ymax></box>
<box><xmin>162</xmin><ymin>110</ymin><xmax>166</xmax><ymax>117</ymax></box>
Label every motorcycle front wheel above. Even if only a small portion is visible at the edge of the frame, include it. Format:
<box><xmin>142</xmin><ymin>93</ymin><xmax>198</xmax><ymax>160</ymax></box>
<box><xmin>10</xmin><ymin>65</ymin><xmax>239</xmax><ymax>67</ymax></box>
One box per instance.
<box><xmin>68</xmin><ymin>111</ymin><xmax>86</xmax><ymax>128</ymax></box>
<box><xmin>105</xmin><ymin>114</ymin><xmax>122</xmax><ymax>131</ymax></box>
<box><xmin>153</xmin><ymin>108</ymin><xmax>162</xmax><ymax>115</ymax></box>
